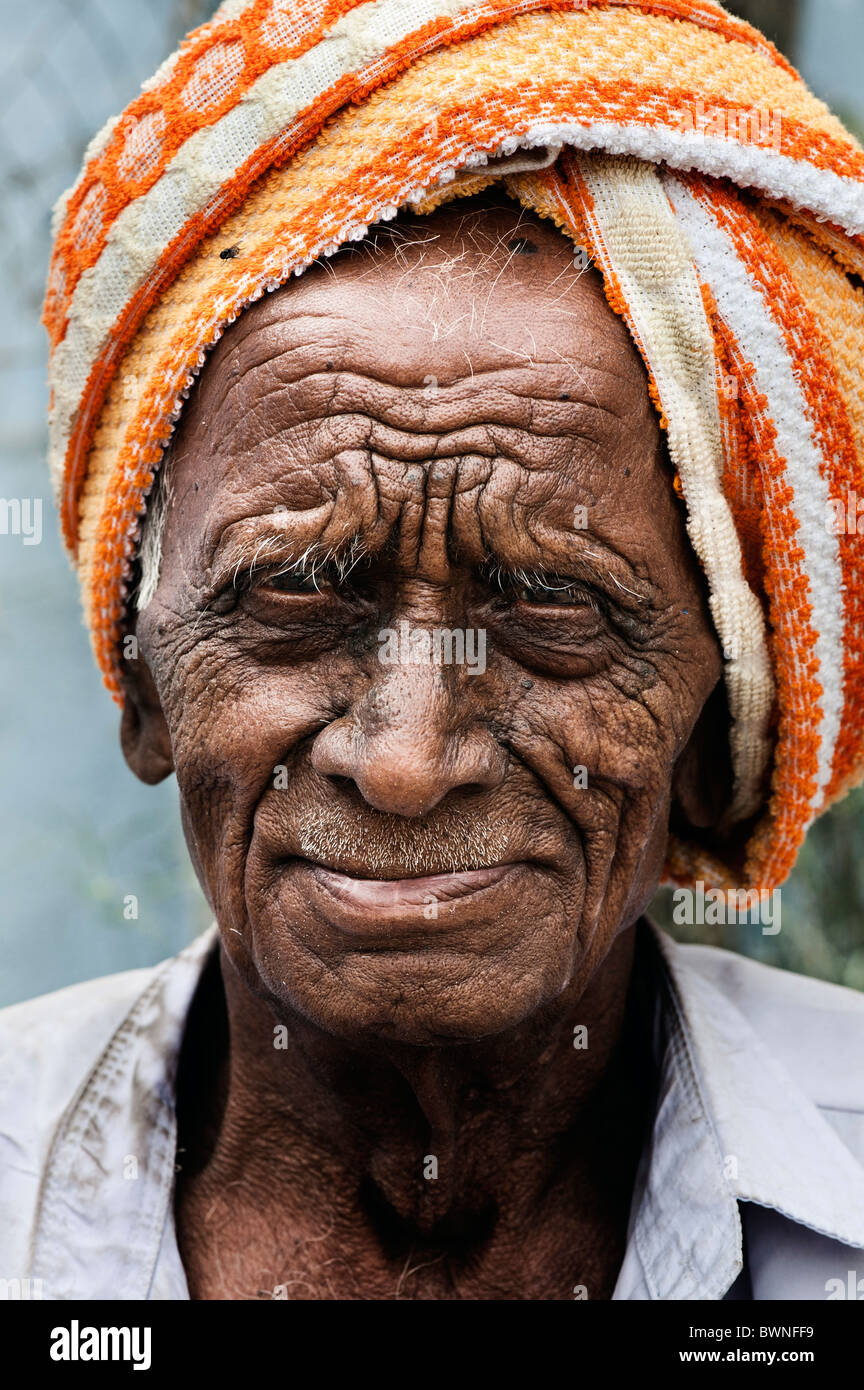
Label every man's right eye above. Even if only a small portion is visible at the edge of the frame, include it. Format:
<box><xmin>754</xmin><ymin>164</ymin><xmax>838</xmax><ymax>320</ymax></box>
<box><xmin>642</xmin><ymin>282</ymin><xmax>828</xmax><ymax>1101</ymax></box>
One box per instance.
<box><xmin>261</xmin><ymin>569</ymin><xmax>329</xmax><ymax>595</ymax></box>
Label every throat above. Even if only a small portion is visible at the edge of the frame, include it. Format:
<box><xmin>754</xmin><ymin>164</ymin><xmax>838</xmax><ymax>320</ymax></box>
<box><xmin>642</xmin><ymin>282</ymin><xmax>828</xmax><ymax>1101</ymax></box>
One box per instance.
<box><xmin>174</xmin><ymin>926</ymin><xmax>657</xmax><ymax>1299</ymax></box>
<box><xmin>359</xmin><ymin>1169</ymin><xmax>499</xmax><ymax>1255</ymax></box>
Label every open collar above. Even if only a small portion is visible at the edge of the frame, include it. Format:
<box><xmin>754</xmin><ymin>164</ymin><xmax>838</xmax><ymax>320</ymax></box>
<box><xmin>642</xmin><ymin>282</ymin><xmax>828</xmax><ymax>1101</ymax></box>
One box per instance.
<box><xmin>30</xmin><ymin>927</ymin><xmax>218</xmax><ymax>1300</ymax></box>
<box><xmin>29</xmin><ymin>922</ymin><xmax>864</xmax><ymax>1300</ymax></box>
<box><xmin>614</xmin><ymin>925</ymin><xmax>864</xmax><ymax>1299</ymax></box>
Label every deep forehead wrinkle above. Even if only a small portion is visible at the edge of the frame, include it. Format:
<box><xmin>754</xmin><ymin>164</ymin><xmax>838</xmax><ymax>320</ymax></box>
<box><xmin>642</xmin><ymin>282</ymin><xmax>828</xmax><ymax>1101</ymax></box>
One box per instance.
<box><xmin>167</xmin><ymin>199</ymin><xmax>665</xmax><ymax>611</ymax></box>
<box><xmin>203</xmin><ymin>446</ymin><xmax>655</xmax><ymax>610</ymax></box>
<box><xmin>212</xmin><ymin>299</ymin><xmax>640</xmax><ymax>400</ymax></box>
<box><xmin>205</xmin><ymin>334</ymin><xmax>650</xmax><ymax>479</ymax></box>
<box><xmin>216</xmin><ymin>380</ymin><xmax>644</xmax><ymax>473</ymax></box>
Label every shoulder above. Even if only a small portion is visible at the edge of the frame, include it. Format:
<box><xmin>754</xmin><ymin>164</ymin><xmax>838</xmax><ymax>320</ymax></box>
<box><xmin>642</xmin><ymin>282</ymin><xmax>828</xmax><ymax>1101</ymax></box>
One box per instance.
<box><xmin>0</xmin><ymin>960</ymin><xmax>167</xmax><ymax>1278</ymax></box>
<box><xmin>0</xmin><ymin>928</ymin><xmax>217</xmax><ymax>1281</ymax></box>
<box><xmin>0</xmin><ymin>924</ymin><xmax>218</xmax><ymax>1123</ymax></box>
<box><xmin>0</xmin><ymin>962</ymin><xmax>161</xmax><ymax>1093</ymax></box>
<box><xmin>0</xmin><ymin>961</ymin><xmax>168</xmax><ymax>1168</ymax></box>
<box><xmin>668</xmin><ymin>938</ymin><xmax>864</xmax><ymax>1113</ymax></box>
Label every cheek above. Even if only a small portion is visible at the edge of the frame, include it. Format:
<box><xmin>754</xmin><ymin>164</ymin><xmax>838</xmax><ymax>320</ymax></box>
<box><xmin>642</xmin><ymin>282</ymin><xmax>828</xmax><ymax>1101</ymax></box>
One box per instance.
<box><xmin>151</xmin><ymin>628</ymin><xmax>339</xmax><ymax>860</ymax></box>
<box><xmin>504</xmin><ymin>669</ymin><xmax>694</xmax><ymax>952</ymax></box>
<box><xmin>508</xmin><ymin>669</ymin><xmax>685</xmax><ymax>814</ymax></box>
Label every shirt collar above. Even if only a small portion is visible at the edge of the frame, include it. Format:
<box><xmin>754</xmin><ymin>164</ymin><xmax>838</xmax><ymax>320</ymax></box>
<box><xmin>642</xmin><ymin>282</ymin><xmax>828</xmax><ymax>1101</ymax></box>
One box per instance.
<box><xmin>29</xmin><ymin>921</ymin><xmax>864</xmax><ymax>1301</ymax></box>
<box><xmin>614</xmin><ymin>923</ymin><xmax>864</xmax><ymax>1299</ymax></box>
<box><xmin>30</xmin><ymin>927</ymin><xmax>218</xmax><ymax>1301</ymax></box>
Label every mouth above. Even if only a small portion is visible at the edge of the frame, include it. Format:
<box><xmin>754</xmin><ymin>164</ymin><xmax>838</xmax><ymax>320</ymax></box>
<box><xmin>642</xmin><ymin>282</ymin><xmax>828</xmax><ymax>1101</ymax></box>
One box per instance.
<box><xmin>294</xmin><ymin>859</ymin><xmax>525</xmax><ymax>936</ymax></box>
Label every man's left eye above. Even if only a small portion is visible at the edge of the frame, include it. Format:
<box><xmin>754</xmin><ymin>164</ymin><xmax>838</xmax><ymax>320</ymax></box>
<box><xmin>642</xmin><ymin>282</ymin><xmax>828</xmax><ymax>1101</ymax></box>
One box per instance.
<box><xmin>519</xmin><ymin>582</ymin><xmax>595</xmax><ymax>608</ymax></box>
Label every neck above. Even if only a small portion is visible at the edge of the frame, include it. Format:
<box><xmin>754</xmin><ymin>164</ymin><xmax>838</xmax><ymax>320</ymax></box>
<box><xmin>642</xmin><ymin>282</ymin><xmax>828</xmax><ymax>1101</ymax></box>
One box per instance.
<box><xmin>175</xmin><ymin>924</ymin><xmax>656</xmax><ymax>1296</ymax></box>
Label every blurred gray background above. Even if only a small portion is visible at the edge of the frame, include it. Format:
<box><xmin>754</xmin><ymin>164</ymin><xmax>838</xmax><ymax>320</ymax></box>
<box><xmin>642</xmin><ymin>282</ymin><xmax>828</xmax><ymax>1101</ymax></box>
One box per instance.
<box><xmin>1</xmin><ymin>0</ymin><xmax>863</xmax><ymax>1006</ymax></box>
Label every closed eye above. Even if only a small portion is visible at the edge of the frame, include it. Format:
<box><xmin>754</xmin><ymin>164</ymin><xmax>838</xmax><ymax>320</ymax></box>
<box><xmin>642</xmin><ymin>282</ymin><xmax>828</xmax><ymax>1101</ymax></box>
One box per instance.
<box><xmin>262</xmin><ymin>567</ymin><xmax>331</xmax><ymax>595</ymax></box>
<box><xmin>485</xmin><ymin>562</ymin><xmax>603</xmax><ymax>611</ymax></box>
<box><xmin>518</xmin><ymin>579</ymin><xmax>600</xmax><ymax>609</ymax></box>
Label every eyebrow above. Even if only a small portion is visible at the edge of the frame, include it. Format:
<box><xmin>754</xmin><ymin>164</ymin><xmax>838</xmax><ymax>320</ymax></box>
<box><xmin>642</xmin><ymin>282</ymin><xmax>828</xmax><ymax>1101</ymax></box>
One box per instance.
<box><xmin>206</xmin><ymin>522</ymin><xmax>368</xmax><ymax>598</ymax></box>
<box><xmin>478</xmin><ymin>537</ymin><xmax>654</xmax><ymax>615</ymax></box>
<box><xmin>204</xmin><ymin>511</ymin><xmax>654</xmax><ymax>612</ymax></box>
<box><xmin>482</xmin><ymin>552</ymin><xmax>650</xmax><ymax>606</ymax></box>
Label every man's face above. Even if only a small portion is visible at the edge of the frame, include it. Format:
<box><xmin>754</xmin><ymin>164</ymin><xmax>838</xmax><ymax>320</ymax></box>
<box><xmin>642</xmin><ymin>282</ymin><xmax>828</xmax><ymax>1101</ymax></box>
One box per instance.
<box><xmin>128</xmin><ymin>201</ymin><xmax>724</xmax><ymax>1044</ymax></box>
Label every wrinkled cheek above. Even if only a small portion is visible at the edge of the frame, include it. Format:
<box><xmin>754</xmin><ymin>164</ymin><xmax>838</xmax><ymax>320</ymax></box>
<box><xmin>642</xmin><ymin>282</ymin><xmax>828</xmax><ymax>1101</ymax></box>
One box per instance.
<box><xmin>171</xmin><ymin>732</ymin><xmax>249</xmax><ymax>929</ymax></box>
<box><xmin>164</xmin><ymin>684</ymin><xmax>265</xmax><ymax>938</ymax></box>
<box><xmin>514</xmin><ymin>694</ymin><xmax>679</xmax><ymax>951</ymax></box>
<box><xmin>560</xmin><ymin>783</ymin><xmax>671</xmax><ymax>982</ymax></box>
<box><xmin>159</xmin><ymin>644</ymin><xmax>331</xmax><ymax>934</ymax></box>
<box><xmin>514</xmin><ymin>692</ymin><xmax>676</xmax><ymax>826</ymax></box>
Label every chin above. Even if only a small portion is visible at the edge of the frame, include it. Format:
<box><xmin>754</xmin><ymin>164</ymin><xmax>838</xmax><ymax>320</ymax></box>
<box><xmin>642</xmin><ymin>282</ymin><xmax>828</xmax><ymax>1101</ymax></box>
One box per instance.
<box><xmin>224</xmin><ymin>850</ymin><xmax>589</xmax><ymax>1043</ymax></box>
<box><xmin>240</xmin><ymin>917</ymin><xmax>578</xmax><ymax>1046</ymax></box>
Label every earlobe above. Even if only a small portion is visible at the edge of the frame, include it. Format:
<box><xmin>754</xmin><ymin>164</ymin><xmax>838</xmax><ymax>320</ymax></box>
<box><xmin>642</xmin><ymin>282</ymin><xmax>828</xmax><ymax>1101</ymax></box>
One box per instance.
<box><xmin>671</xmin><ymin>677</ymin><xmax>734</xmax><ymax>834</ymax></box>
<box><xmin>119</xmin><ymin>652</ymin><xmax>174</xmax><ymax>784</ymax></box>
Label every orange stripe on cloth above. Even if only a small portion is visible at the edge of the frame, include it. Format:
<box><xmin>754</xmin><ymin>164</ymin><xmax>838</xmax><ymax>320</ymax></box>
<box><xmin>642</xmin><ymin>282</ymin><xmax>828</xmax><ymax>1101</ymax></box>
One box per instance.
<box><xmin>688</xmin><ymin>178</ymin><xmax>864</xmax><ymax>811</ymax></box>
<box><xmin>757</xmin><ymin>207</ymin><xmax>864</xmax><ymax>809</ymax></box>
<box><xmin>680</xmin><ymin>176</ymin><xmax>862</xmax><ymax>884</ymax></box>
<box><xmin>43</xmin><ymin>0</ymin><xmax>819</xmax><ymax>352</ymax></box>
<box><xmin>761</xmin><ymin>199</ymin><xmax>864</xmax><ymax>283</ymax></box>
<box><xmin>68</xmin><ymin>67</ymin><xmax>850</xmax><ymax>551</ymax></box>
<box><xmin>526</xmin><ymin>151</ymin><xmax>674</xmax><ymax>428</ymax></box>
<box><xmin>712</xmin><ymin>314</ymin><xmax>819</xmax><ymax>888</ymax></box>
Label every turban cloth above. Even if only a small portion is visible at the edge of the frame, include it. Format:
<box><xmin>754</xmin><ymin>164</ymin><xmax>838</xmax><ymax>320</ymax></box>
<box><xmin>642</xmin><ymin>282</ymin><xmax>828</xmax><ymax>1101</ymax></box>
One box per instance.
<box><xmin>44</xmin><ymin>0</ymin><xmax>864</xmax><ymax>893</ymax></box>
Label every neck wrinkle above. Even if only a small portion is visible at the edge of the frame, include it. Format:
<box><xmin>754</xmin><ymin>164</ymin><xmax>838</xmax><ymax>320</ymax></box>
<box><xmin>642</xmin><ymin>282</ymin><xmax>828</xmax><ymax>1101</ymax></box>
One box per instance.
<box><xmin>177</xmin><ymin>923</ymin><xmax>650</xmax><ymax>1239</ymax></box>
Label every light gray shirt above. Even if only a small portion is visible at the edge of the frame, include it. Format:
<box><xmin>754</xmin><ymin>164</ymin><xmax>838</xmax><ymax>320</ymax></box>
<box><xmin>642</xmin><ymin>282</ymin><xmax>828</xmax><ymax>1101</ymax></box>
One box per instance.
<box><xmin>2</xmin><ymin>923</ymin><xmax>864</xmax><ymax>1300</ymax></box>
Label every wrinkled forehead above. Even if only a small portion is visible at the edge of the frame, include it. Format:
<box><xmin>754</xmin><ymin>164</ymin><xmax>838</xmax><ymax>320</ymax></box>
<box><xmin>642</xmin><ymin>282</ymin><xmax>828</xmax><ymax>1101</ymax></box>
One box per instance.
<box><xmin>159</xmin><ymin>197</ymin><xmax>671</xmax><ymax>586</ymax></box>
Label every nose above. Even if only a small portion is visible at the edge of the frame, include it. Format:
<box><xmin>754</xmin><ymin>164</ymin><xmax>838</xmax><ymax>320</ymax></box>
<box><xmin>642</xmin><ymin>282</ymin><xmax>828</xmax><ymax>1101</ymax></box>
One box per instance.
<box><xmin>310</xmin><ymin>663</ymin><xmax>506</xmax><ymax>818</ymax></box>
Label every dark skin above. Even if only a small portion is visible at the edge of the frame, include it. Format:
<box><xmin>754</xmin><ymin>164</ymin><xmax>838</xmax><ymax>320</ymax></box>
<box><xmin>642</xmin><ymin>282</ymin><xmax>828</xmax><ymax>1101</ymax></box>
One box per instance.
<box><xmin>121</xmin><ymin>198</ymin><xmax>728</xmax><ymax>1299</ymax></box>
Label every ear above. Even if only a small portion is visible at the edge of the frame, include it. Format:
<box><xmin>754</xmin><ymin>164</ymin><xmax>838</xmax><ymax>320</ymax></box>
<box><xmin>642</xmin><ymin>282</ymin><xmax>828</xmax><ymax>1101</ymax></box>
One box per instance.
<box><xmin>671</xmin><ymin>677</ymin><xmax>734</xmax><ymax>833</ymax></box>
<box><xmin>119</xmin><ymin>646</ymin><xmax>174</xmax><ymax>784</ymax></box>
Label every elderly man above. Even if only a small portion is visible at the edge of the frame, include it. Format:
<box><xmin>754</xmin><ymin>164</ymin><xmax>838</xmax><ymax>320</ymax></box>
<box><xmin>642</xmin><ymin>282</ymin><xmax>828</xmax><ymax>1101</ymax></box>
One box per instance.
<box><xmin>3</xmin><ymin>0</ymin><xmax>864</xmax><ymax>1302</ymax></box>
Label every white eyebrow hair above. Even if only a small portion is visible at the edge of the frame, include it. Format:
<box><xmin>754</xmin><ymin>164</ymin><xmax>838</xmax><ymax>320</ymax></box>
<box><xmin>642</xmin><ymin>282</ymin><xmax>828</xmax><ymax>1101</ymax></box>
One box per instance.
<box><xmin>135</xmin><ymin>437</ymin><xmax>370</xmax><ymax>610</ymax></box>
<box><xmin>481</xmin><ymin>541</ymin><xmax>654</xmax><ymax>612</ymax></box>
<box><xmin>205</xmin><ymin>524</ymin><xmax>369</xmax><ymax>599</ymax></box>
<box><xmin>230</xmin><ymin>532</ymin><xmax>368</xmax><ymax>591</ymax></box>
<box><xmin>139</xmin><ymin>469</ymin><xmax>654</xmax><ymax>615</ymax></box>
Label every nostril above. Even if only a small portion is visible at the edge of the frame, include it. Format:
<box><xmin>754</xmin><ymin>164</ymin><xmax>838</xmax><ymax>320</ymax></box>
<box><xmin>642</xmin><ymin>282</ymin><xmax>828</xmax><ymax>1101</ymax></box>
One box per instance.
<box><xmin>309</xmin><ymin>722</ymin><xmax>355</xmax><ymax>781</ymax></box>
<box><xmin>461</xmin><ymin>781</ymin><xmax>493</xmax><ymax>799</ymax></box>
<box><xmin>310</xmin><ymin>708</ymin><xmax>507</xmax><ymax>816</ymax></box>
<box><xmin>325</xmin><ymin>773</ymin><xmax>355</xmax><ymax>792</ymax></box>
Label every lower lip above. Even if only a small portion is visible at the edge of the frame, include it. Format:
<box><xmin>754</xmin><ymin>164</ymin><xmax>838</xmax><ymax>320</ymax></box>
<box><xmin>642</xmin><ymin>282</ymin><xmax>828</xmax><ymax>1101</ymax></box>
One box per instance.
<box><xmin>299</xmin><ymin>862</ymin><xmax>521</xmax><ymax>935</ymax></box>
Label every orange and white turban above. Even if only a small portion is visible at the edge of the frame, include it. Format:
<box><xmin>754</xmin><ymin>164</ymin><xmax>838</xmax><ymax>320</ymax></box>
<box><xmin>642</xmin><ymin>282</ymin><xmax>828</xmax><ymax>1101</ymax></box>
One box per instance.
<box><xmin>44</xmin><ymin>0</ymin><xmax>864</xmax><ymax>892</ymax></box>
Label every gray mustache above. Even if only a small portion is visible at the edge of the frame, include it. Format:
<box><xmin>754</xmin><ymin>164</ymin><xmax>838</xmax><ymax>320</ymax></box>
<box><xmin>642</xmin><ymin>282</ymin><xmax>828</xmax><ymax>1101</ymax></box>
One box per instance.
<box><xmin>295</xmin><ymin>808</ymin><xmax>511</xmax><ymax>877</ymax></box>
